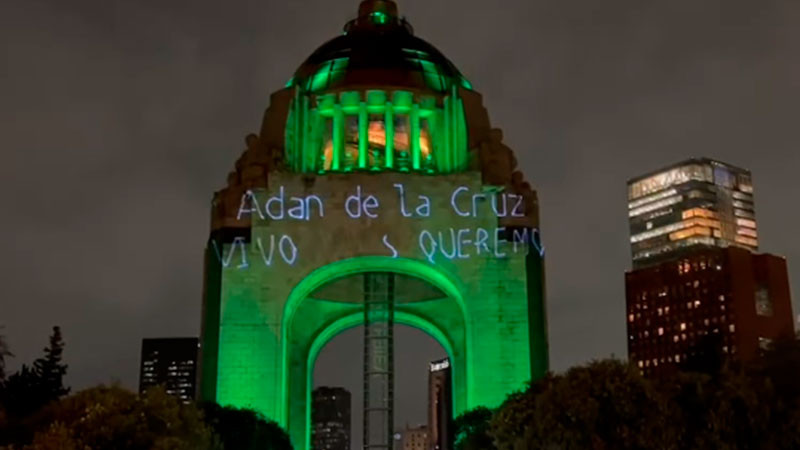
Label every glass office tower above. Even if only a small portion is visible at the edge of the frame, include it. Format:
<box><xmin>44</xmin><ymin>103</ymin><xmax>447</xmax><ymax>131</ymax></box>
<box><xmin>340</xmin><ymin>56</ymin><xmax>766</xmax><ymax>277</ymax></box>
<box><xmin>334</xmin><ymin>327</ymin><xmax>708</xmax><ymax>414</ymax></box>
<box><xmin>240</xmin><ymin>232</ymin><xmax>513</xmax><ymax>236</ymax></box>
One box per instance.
<box><xmin>627</xmin><ymin>158</ymin><xmax>758</xmax><ymax>268</ymax></box>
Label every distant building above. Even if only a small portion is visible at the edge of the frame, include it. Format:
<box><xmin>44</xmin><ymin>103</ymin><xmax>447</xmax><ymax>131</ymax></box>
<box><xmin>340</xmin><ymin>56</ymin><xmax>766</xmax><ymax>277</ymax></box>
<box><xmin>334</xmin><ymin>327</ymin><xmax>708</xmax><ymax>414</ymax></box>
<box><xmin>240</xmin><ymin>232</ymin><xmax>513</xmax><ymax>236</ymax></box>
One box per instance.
<box><xmin>139</xmin><ymin>337</ymin><xmax>199</xmax><ymax>403</ymax></box>
<box><xmin>627</xmin><ymin>158</ymin><xmax>758</xmax><ymax>269</ymax></box>
<box><xmin>428</xmin><ymin>358</ymin><xmax>452</xmax><ymax>450</ymax></box>
<box><xmin>400</xmin><ymin>425</ymin><xmax>428</xmax><ymax>450</ymax></box>
<box><xmin>312</xmin><ymin>387</ymin><xmax>351</xmax><ymax>450</ymax></box>
<box><xmin>625</xmin><ymin>159</ymin><xmax>794</xmax><ymax>376</ymax></box>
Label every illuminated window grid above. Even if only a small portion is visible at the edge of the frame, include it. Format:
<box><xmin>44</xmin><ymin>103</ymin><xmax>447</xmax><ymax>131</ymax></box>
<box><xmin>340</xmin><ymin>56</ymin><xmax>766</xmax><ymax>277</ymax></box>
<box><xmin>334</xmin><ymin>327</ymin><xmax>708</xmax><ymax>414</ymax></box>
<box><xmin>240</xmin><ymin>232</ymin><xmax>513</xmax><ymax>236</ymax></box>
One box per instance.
<box><xmin>628</xmin><ymin>164</ymin><xmax>713</xmax><ymax>200</ymax></box>
<box><xmin>626</xmin><ymin>255</ymin><xmax>738</xmax><ymax>377</ymax></box>
<box><xmin>631</xmin><ymin>217</ymin><xmax>722</xmax><ymax>244</ymax></box>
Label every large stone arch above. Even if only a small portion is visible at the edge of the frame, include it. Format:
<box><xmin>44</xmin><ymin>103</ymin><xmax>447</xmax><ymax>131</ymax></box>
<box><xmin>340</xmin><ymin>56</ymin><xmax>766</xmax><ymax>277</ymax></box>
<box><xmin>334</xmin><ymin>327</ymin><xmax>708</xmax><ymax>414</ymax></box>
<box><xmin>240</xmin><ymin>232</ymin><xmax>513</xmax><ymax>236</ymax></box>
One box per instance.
<box><xmin>281</xmin><ymin>256</ymin><xmax>469</xmax><ymax>449</ymax></box>
<box><xmin>200</xmin><ymin>172</ymin><xmax>548</xmax><ymax>450</ymax></box>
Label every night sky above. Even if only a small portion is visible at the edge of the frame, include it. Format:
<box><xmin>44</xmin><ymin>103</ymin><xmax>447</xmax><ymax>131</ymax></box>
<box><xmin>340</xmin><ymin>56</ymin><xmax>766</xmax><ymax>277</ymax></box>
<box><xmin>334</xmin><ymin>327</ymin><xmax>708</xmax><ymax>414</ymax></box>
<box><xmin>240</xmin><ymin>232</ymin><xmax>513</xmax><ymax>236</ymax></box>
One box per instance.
<box><xmin>2</xmin><ymin>0</ymin><xmax>799</xmax><ymax>447</ymax></box>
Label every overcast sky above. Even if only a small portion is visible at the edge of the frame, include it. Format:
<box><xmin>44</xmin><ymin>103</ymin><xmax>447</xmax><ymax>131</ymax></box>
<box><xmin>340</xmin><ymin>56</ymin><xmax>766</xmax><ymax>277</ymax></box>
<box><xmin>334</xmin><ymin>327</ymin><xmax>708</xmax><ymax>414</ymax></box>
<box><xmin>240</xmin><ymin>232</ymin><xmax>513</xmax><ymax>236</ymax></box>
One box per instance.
<box><xmin>2</xmin><ymin>0</ymin><xmax>799</xmax><ymax>447</ymax></box>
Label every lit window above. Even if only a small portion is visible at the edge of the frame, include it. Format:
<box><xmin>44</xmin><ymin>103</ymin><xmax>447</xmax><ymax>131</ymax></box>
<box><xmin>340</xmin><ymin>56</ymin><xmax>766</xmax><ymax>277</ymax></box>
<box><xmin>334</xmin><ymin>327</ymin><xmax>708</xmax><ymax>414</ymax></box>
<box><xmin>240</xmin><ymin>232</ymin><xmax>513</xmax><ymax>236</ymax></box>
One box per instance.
<box><xmin>735</xmin><ymin>235</ymin><xmax>758</xmax><ymax>247</ymax></box>
<box><xmin>673</xmin><ymin>335</ymin><xmax>679</xmax><ymax>343</ymax></box>
<box><xmin>629</xmin><ymin>195</ymin><xmax>684</xmax><ymax>218</ymax></box>
<box><xmin>738</xmin><ymin>228</ymin><xmax>758</xmax><ymax>238</ymax></box>
<box><xmin>682</xmin><ymin>207</ymin><xmax>717</xmax><ymax>220</ymax></box>
<box><xmin>680</xmin><ymin>323</ymin><xmax>687</xmax><ymax>331</ymax></box>
<box><xmin>729</xmin><ymin>324</ymin><xmax>735</xmax><ymax>332</ymax></box>
<box><xmin>736</xmin><ymin>218</ymin><xmax>757</xmax><ymax>229</ymax></box>
<box><xmin>658</xmin><ymin>327</ymin><xmax>664</xmax><ymax>336</ymax></box>
<box><xmin>628</xmin><ymin>314</ymin><xmax>635</xmax><ymax>322</ymax></box>
<box><xmin>694</xmin><ymin>300</ymin><xmax>701</xmax><ymax>307</ymax></box>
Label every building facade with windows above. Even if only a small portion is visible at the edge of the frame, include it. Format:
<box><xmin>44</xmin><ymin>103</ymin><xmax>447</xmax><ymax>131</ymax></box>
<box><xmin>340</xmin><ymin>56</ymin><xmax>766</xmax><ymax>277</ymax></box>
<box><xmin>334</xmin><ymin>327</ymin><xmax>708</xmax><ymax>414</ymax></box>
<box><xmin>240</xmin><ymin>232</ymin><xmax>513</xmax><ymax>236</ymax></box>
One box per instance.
<box><xmin>312</xmin><ymin>387</ymin><xmax>351</xmax><ymax>450</ymax></box>
<box><xmin>427</xmin><ymin>358</ymin><xmax>451</xmax><ymax>450</ymax></box>
<box><xmin>400</xmin><ymin>425</ymin><xmax>429</xmax><ymax>450</ymax></box>
<box><xmin>627</xmin><ymin>158</ymin><xmax>758</xmax><ymax>269</ymax></box>
<box><xmin>139</xmin><ymin>337</ymin><xmax>199</xmax><ymax>403</ymax></box>
<box><xmin>626</xmin><ymin>247</ymin><xmax>794</xmax><ymax>376</ymax></box>
<box><xmin>625</xmin><ymin>158</ymin><xmax>793</xmax><ymax>376</ymax></box>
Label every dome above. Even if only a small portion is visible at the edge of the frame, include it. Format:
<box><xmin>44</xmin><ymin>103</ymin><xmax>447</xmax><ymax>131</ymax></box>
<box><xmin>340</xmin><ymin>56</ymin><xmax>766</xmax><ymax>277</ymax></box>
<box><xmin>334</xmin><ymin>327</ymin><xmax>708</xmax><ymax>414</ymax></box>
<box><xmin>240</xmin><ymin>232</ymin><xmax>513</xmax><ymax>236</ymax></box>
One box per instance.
<box><xmin>287</xmin><ymin>0</ymin><xmax>472</xmax><ymax>93</ymax></box>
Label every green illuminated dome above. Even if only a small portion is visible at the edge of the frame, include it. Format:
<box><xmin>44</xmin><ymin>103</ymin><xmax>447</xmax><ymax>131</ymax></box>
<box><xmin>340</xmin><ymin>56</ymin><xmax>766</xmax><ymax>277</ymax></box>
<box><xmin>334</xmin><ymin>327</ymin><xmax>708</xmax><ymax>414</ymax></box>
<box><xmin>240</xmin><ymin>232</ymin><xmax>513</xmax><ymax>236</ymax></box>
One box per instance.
<box><xmin>288</xmin><ymin>0</ymin><xmax>472</xmax><ymax>93</ymax></box>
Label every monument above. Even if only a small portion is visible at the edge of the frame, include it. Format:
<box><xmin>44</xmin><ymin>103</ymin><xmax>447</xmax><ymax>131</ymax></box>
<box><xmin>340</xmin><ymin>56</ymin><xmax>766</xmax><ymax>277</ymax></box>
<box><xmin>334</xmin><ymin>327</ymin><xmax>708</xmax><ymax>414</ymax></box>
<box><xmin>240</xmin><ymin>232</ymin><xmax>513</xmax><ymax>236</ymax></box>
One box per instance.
<box><xmin>199</xmin><ymin>2</ymin><xmax>549</xmax><ymax>448</ymax></box>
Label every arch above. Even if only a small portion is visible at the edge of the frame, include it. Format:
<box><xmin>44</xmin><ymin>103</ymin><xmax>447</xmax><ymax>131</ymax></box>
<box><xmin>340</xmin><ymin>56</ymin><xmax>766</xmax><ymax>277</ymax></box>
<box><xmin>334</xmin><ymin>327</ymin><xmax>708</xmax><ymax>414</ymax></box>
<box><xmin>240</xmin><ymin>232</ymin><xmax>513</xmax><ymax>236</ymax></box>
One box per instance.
<box><xmin>304</xmin><ymin>311</ymin><xmax>459</xmax><ymax>449</ymax></box>
<box><xmin>281</xmin><ymin>256</ymin><xmax>471</xmax><ymax>447</ymax></box>
<box><xmin>281</xmin><ymin>256</ymin><xmax>470</xmax><ymax>418</ymax></box>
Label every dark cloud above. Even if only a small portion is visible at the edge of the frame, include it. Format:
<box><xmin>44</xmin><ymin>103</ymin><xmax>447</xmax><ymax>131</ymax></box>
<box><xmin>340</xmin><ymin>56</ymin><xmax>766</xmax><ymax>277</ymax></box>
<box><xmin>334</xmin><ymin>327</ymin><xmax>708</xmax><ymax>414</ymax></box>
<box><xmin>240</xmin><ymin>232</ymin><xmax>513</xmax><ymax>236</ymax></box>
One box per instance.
<box><xmin>1</xmin><ymin>0</ymin><xmax>798</xmax><ymax>448</ymax></box>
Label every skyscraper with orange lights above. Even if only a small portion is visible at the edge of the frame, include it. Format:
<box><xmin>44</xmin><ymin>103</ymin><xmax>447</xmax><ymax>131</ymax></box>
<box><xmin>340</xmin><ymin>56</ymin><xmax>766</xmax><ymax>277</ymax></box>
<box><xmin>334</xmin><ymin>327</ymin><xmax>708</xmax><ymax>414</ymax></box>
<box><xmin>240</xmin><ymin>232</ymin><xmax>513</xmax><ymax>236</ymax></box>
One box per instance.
<box><xmin>625</xmin><ymin>158</ymin><xmax>794</xmax><ymax>376</ymax></box>
<box><xmin>628</xmin><ymin>158</ymin><xmax>758</xmax><ymax>269</ymax></box>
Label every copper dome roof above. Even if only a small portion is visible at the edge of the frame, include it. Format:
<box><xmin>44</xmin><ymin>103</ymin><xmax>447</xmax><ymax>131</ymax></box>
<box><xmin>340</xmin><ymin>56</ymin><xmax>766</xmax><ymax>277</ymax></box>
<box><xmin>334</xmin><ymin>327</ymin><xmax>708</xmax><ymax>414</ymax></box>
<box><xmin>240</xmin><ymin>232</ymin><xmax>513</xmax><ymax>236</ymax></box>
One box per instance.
<box><xmin>288</xmin><ymin>0</ymin><xmax>472</xmax><ymax>93</ymax></box>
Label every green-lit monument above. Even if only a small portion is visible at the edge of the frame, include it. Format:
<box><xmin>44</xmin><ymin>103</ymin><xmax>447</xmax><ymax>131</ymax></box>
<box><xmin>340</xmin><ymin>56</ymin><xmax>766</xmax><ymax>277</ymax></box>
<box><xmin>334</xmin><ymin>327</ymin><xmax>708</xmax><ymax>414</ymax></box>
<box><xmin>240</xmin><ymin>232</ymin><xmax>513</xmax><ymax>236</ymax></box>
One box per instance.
<box><xmin>199</xmin><ymin>1</ymin><xmax>549</xmax><ymax>448</ymax></box>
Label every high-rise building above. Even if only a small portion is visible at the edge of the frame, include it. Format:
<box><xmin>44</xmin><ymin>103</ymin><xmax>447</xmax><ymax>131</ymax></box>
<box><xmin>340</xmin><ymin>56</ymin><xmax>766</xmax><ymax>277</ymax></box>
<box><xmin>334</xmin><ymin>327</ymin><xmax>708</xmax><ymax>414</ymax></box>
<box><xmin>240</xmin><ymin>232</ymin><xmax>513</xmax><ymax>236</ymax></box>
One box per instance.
<box><xmin>312</xmin><ymin>386</ymin><xmax>351</xmax><ymax>450</ymax></box>
<box><xmin>625</xmin><ymin>159</ymin><xmax>794</xmax><ymax>377</ymax></box>
<box><xmin>139</xmin><ymin>337</ymin><xmax>199</xmax><ymax>403</ymax></box>
<box><xmin>400</xmin><ymin>425</ymin><xmax>429</xmax><ymax>450</ymax></box>
<box><xmin>626</xmin><ymin>246</ymin><xmax>794</xmax><ymax>376</ymax></box>
<box><xmin>428</xmin><ymin>358</ymin><xmax>451</xmax><ymax>450</ymax></box>
<box><xmin>627</xmin><ymin>158</ymin><xmax>758</xmax><ymax>268</ymax></box>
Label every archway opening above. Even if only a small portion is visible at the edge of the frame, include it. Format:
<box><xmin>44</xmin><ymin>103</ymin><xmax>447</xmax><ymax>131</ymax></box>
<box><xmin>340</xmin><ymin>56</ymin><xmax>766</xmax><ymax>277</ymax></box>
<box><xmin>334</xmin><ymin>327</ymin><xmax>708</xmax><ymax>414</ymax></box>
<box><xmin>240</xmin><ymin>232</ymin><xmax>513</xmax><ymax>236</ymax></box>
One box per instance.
<box><xmin>282</xmin><ymin>257</ymin><xmax>469</xmax><ymax>450</ymax></box>
<box><xmin>314</xmin><ymin>324</ymin><xmax>448</xmax><ymax>450</ymax></box>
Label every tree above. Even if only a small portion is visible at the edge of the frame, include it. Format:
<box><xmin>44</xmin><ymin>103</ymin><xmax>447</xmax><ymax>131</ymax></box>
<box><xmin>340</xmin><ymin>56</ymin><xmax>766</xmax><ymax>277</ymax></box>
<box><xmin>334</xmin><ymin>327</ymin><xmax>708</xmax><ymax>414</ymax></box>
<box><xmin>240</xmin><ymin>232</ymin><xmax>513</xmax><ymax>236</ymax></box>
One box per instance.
<box><xmin>201</xmin><ymin>402</ymin><xmax>292</xmax><ymax>450</ymax></box>
<box><xmin>32</xmin><ymin>327</ymin><xmax>69</xmax><ymax>401</ymax></box>
<box><xmin>1</xmin><ymin>364</ymin><xmax>47</xmax><ymax>419</ymax></box>
<box><xmin>453</xmin><ymin>407</ymin><xmax>495</xmax><ymax>450</ymax></box>
<box><xmin>491</xmin><ymin>377</ymin><xmax>552</xmax><ymax>450</ymax></box>
<box><xmin>0</xmin><ymin>327</ymin><xmax>12</xmax><ymax>382</ymax></box>
<box><xmin>0</xmin><ymin>327</ymin><xmax>70</xmax><ymax>428</ymax></box>
<box><xmin>26</xmin><ymin>385</ymin><xmax>218</xmax><ymax>450</ymax></box>
<box><xmin>25</xmin><ymin>422</ymin><xmax>80</xmax><ymax>450</ymax></box>
<box><xmin>493</xmin><ymin>360</ymin><xmax>678</xmax><ymax>450</ymax></box>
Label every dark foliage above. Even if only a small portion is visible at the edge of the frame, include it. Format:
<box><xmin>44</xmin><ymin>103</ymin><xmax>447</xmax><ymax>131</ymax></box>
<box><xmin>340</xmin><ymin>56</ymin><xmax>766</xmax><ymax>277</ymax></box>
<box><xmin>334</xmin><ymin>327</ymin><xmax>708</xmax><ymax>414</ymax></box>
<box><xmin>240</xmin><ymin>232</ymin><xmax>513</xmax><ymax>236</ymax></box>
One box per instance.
<box><xmin>1</xmin><ymin>364</ymin><xmax>47</xmax><ymax>419</ymax></box>
<box><xmin>201</xmin><ymin>402</ymin><xmax>293</xmax><ymax>450</ymax></box>
<box><xmin>453</xmin><ymin>407</ymin><xmax>495</xmax><ymax>450</ymax></box>
<box><xmin>0</xmin><ymin>327</ymin><xmax>71</xmax><ymax>446</ymax></box>
<box><xmin>484</xmin><ymin>343</ymin><xmax>800</xmax><ymax>450</ymax></box>
<box><xmin>0</xmin><ymin>328</ymin><xmax>11</xmax><ymax>382</ymax></box>
<box><xmin>25</xmin><ymin>385</ymin><xmax>217</xmax><ymax>450</ymax></box>
<box><xmin>32</xmin><ymin>327</ymin><xmax>69</xmax><ymax>401</ymax></box>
